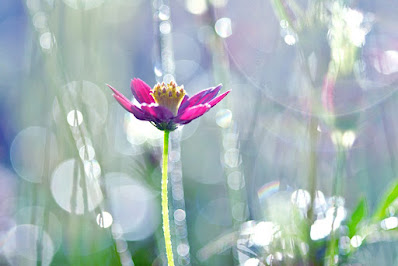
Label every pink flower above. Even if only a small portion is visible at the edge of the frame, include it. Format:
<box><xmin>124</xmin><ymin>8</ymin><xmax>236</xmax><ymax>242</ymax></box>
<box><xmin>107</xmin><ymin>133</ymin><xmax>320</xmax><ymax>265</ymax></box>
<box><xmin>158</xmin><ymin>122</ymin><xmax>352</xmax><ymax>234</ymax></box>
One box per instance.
<box><xmin>108</xmin><ymin>78</ymin><xmax>230</xmax><ymax>131</ymax></box>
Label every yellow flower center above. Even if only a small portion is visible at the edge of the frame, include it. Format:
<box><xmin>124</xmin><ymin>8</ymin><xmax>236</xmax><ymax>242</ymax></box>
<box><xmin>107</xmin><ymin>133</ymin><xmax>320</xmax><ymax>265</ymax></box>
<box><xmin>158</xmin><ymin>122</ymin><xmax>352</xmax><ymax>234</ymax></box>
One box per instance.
<box><xmin>151</xmin><ymin>81</ymin><xmax>186</xmax><ymax>116</ymax></box>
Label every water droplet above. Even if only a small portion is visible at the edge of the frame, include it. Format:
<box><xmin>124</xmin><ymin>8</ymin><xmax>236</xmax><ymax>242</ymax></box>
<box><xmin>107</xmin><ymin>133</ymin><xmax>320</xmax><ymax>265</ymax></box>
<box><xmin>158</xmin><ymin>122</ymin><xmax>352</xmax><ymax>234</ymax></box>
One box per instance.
<box><xmin>216</xmin><ymin>109</ymin><xmax>232</xmax><ymax>128</ymax></box>
<box><xmin>280</xmin><ymin>20</ymin><xmax>289</xmax><ymax>29</ymax></box>
<box><xmin>339</xmin><ymin>236</ymin><xmax>351</xmax><ymax>253</ymax></box>
<box><xmin>163</xmin><ymin>74</ymin><xmax>175</xmax><ymax>84</ymax></box>
<box><xmin>291</xmin><ymin>189</ymin><xmax>311</xmax><ymax>209</ymax></box>
<box><xmin>185</xmin><ymin>0</ymin><xmax>208</xmax><ymax>15</ymax></box>
<box><xmin>284</xmin><ymin>34</ymin><xmax>296</xmax><ymax>45</ymax></box>
<box><xmin>40</xmin><ymin>32</ymin><xmax>55</xmax><ymax>50</ymax></box>
<box><xmin>79</xmin><ymin>145</ymin><xmax>95</xmax><ymax>160</ymax></box>
<box><xmin>84</xmin><ymin>160</ymin><xmax>101</xmax><ymax>179</ymax></box>
<box><xmin>215</xmin><ymin>17</ymin><xmax>232</xmax><ymax>38</ymax></box>
<box><xmin>154</xmin><ymin>64</ymin><xmax>163</xmax><ymax>77</ymax></box>
<box><xmin>232</xmin><ymin>202</ymin><xmax>247</xmax><ymax>221</ymax></box>
<box><xmin>224</xmin><ymin>148</ymin><xmax>240</xmax><ymax>168</ymax></box>
<box><xmin>342</xmin><ymin>130</ymin><xmax>356</xmax><ymax>148</ymax></box>
<box><xmin>381</xmin><ymin>216</ymin><xmax>398</xmax><ymax>230</ymax></box>
<box><xmin>209</xmin><ymin>0</ymin><xmax>228</xmax><ymax>8</ymax></box>
<box><xmin>350</xmin><ymin>235</ymin><xmax>363</xmax><ymax>248</ymax></box>
<box><xmin>227</xmin><ymin>171</ymin><xmax>245</xmax><ymax>190</ymax></box>
<box><xmin>174</xmin><ymin>209</ymin><xmax>186</xmax><ymax>223</ymax></box>
<box><xmin>177</xmin><ymin>243</ymin><xmax>190</xmax><ymax>257</ymax></box>
<box><xmin>96</xmin><ymin>212</ymin><xmax>113</xmax><ymax>228</ymax></box>
<box><xmin>159</xmin><ymin>21</ymin><xmax>171</xmax><ymax>34</ymax></box>
<box><xmin>33</xmin><ymin>12</ymin><xmax>47</xmax><ymax>30</ymax></box>
<box><xmin>26</xmin><ymin>0</ymin><xmax>41</xmax><ymax>12</ymax></box>
<box><xmin>158</xmin><ymin>5</ymin><xmax>170</xmax><ymax>20</ymax></box>
<box><xmin>67</xmin><ymin>110</ymin><xmax>83</xmax><ymax>126</ymax></box>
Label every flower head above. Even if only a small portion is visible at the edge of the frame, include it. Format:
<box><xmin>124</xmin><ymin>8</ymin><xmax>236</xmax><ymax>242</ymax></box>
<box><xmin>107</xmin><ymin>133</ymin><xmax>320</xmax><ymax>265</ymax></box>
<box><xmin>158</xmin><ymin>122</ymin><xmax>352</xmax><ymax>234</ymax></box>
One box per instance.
<box><xmin>108</xmin><ymin>78</ymin><xmax>230</xmax><ymax>131</ymax></box>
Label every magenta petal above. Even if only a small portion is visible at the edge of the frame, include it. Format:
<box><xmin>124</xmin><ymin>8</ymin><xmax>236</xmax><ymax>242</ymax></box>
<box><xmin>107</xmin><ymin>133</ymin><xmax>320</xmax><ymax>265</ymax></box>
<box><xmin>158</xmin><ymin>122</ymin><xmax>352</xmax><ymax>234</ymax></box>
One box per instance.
<box><xmin>176</xmin><ymin>104</ymin><xmax>210</xmax><ymax>124</ymax></box>
<box><xmin>113</xmin><ymin>95</ymin><xmax>149</xmax><ymax>121</ymax></box>
<box><xmin>141</xmin><ymin>103</ymin><xmax>174</xmax><ymax>122</ymax></box>
<box><xmin>189</xmin><ymin>85</ymin><xmax>222</xmax><ymax>105</ymax></box>
<box><xmin>208</xmin><ymin>90</ymin><xmax>230</xmax><ymax>107</ymax></box>
<box><xmin>107</xmin><ymin>84</ymin><xmax>150</xmax><ymax>120</ymax></box>
<box><xmin>131</xmin><ymin>78</ymin><xmax>155</xmax><ymax>104</ymax></box>
<box><xmin>178</xmin><ymin>85</ymin><xmax>222</xmax><ymax>115</ymax></box>
<box><xmin>177</xmin><ymin>95</ymin><xmax>189</xmax><ymax>115</ymax></box>
<box><xmin>107</xmin><ymin>84</ymin><xmax>130</xmax><ymax>103</ymax></box>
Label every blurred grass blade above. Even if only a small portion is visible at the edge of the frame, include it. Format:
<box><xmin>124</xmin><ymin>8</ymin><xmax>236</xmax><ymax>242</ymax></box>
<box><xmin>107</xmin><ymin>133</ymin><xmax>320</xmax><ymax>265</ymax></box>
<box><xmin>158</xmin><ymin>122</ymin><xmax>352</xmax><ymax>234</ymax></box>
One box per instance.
<box><xmin>270</xmin><ymin>0</ymin><xmax>293</xmax><ymax>26</ymax></box>
<box><xmin>346</xmin><ymin>197</ymin><xmax>367</xmax><ymax>237</ymax></box>
<box><xmin>372</xmin><ymin>180</ymin><xmax>398</xmax><ymax>221</ymax></box>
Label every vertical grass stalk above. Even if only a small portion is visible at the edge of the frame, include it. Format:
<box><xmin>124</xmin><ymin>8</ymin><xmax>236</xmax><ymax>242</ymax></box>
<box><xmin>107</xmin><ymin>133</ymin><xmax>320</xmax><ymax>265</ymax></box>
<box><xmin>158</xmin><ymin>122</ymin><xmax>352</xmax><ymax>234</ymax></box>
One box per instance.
<box><xmin>162</xmin><ymin>130</ymin><xmax>174</xmax><ymax>266</ymax></box>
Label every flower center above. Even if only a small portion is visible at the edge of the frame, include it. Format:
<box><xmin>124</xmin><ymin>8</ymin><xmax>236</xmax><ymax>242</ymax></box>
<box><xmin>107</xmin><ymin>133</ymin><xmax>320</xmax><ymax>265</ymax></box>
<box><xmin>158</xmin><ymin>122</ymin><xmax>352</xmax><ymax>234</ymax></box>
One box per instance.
<box><xmin>151</xmin><ymin>81</ymin><xmax>186</xmax><ymax>116</ymax></box>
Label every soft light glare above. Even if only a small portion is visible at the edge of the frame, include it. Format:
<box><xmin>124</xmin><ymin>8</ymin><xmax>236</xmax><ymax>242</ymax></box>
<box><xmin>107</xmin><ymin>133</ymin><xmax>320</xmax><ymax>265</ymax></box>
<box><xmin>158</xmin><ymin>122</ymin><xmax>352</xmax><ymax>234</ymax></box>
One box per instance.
<box><xmin>224</xmin><ymin>148</ymin><xmax>240</xmax><ymax>168</ymax></box>
<box><xmin>381</xmin><ymin>216</ymin><xmax>398</xmax><ymax>230</ymax></box>
<box><xmin>227</xmin><ymin>171</ymin><xmax>245</xmax><ymax>190</ymax></box>
<box><xmin>280</xmin><ymin>20</ymin><xmax>289</xmax><ymax>29</ymax></box>
<box><xmin>10</xmin><ymin>127</ymin><xmax>57</xmax><ymax>183</ymax></box>
<box><xmin>174</xmin><ymin>209</ymin><xmax>186</xmax><ymax>223</ymax></box>
<box><xmin>159</xmin><ymin>21</ymin><xmax>171</xmax><ymax>34</ymax></box>
<box><xmin>67</xmin><ymin>110</ymin><xmax>83</xmax><ymax>126</ymax></box>
<box><xmin>373</xmin><ymin>50</ymin><xmax>398</xmax><ymax>75</ymax></box>
<box><xmin>342</xmin><ymin>130</ymin><xmax>356</xmax><ymax>148</ymax></box>
<box><xmin>125</xmin><ymin>114</ymin><xmax>162</xmax><ymax>145</ymax></box>
<box><xmin>185</xmin><ymin>0</ymin><xmax>208</xmax><ymax>15</ymax></box>
<box><xmin>291</xmin><ymin>189</ymin><xmax>311</xmax><ymax>209</ymax></box>
<box><xmin>244</xmin><ymin>258</ymin><xmax>260</xmax><ymax>266</ymax></box>
<box><xmin>33</xmin><ymin>12</ymin><xmax>47</xmax><ymax>30</ymax></box>
<box><xmin>215</xmin><ymin>18</ymin><xmax>232</xmax><ymax>38</ymax></box>
<box><xmin>209</xmin><ymin>0</ymin><xmax>228</xmax><ymax>8</ymax></box>
<box><xmin>79</xmin><ymin>145</ymin><xmax>96</xmax><ymax>161</ymax></box>
<box><xmin>51</xmin><ymin>159</ymin><xmax>103</xmax><ymax>214</ymax></box>
<box><xmin>252</xmin><ymin>221</ymin><xmax>278</xmax><ymax>246</ymax></box>
<box><xmin>84</xmin><ymin>160</ymin><xmax>101</xmax><ymax>179</ymax></box>
<box><xmin>105</xmin><ymin>173</ymin><xmax>160</xmax><ymax>241</ymax></box>
<box><xmin>158</xmin><ymin>5</ymin><xmax>170</xmax><ymax>20</ymax></box>
<box><xmin>96</xmin><ymin>212</ymin><xmax>113</xmax><ymax>228</ymax></box>
<box><xmin>284</xmin><ymin>34</ymin><xmax>296</xmax><ymax>45</ymax></box>
<box><xmin>310</xmin><ymin>218</ymin><xmax>331</xmax><ymax>240</ymax></box>
<box><xmin>40</xmin><ymin>32</ymin><xmax>54</xmax><ymax>50</ymax></box>
<box><xmin>177</xmin><ymin>243</ymin><xmax>190</xmax><ymax>257</ymax></box>
<box><xmin>3</xmin><ymin>224</ymin><xmax>55</xmax><ymax>265</ymax></box>
<box><xmin>350</xmin><ymin>235</ymin><xmax>363</xmax><ymax>248</ymax></box>
<box><xmin>216</xmin><ymin>109</ymin><xmax>233</xmax><ymax>128</ymax></box>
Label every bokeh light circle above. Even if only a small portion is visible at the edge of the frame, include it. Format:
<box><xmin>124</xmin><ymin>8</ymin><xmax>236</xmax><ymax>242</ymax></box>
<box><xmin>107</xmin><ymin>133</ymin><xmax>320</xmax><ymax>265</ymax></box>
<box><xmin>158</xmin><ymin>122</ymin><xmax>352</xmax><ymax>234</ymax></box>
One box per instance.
<box><xmin>3</xmin><ymin>224</ymin><xmax>55</xmax><ymax>266</ymax></box>
<box><xmin>52</xmin><ymin>80</ymin><xmax>108</xmax><ymax>135</ymax></box>
<box><xmin>50</xmin><ymin>159</ymin><xmax>103</xmax><ymax>214</ymax></box>
<box><xmin>105</xmin><ymin>173</ymin><xmax>160</xmax><ymax>241</ymax></box>
<box><xmin>10</xmin><ymin>127</ymin><xmax>58</xmax><ymax>183</ymax></box>
<box><xmin>14</xmin><ymin>206</ymin><xmax>63</xmax><ymax>251</ymax></box>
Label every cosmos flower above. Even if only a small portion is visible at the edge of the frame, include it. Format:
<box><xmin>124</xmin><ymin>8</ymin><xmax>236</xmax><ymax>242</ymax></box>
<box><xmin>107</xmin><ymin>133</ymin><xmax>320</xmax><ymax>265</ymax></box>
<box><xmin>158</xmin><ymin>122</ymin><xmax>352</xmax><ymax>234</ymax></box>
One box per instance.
<box><xmin>108</xmin><ymin>78</ymin><xmax>230</xmax><ymax>131</ymax></box>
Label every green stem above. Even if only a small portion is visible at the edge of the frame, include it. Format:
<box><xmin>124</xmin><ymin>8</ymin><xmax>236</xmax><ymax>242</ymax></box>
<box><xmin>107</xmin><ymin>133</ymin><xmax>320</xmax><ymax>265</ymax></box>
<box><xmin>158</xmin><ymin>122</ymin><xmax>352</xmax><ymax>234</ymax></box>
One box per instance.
<box><xmin>325</xmin><ymin>144</ymin><xmax>347</xmax><ymax>265</ymax></box>
<box><xmin>162</xmin><ymin>130</ymin><xmax>174</xmax><ymax>266</ymax></box>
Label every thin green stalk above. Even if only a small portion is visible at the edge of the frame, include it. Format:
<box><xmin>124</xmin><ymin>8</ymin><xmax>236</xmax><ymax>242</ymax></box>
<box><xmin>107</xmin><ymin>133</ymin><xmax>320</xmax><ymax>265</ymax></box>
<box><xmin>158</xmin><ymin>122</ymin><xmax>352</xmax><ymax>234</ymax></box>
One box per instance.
<box><xmin>325</xmin><ymin>144</ymin><xmax>347</xmax><ymax>265</ymax></box>
<box><xmin>162</xmin><ymin>130</ymin><xmax>174</xmax><ymax>266</ymax></box>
